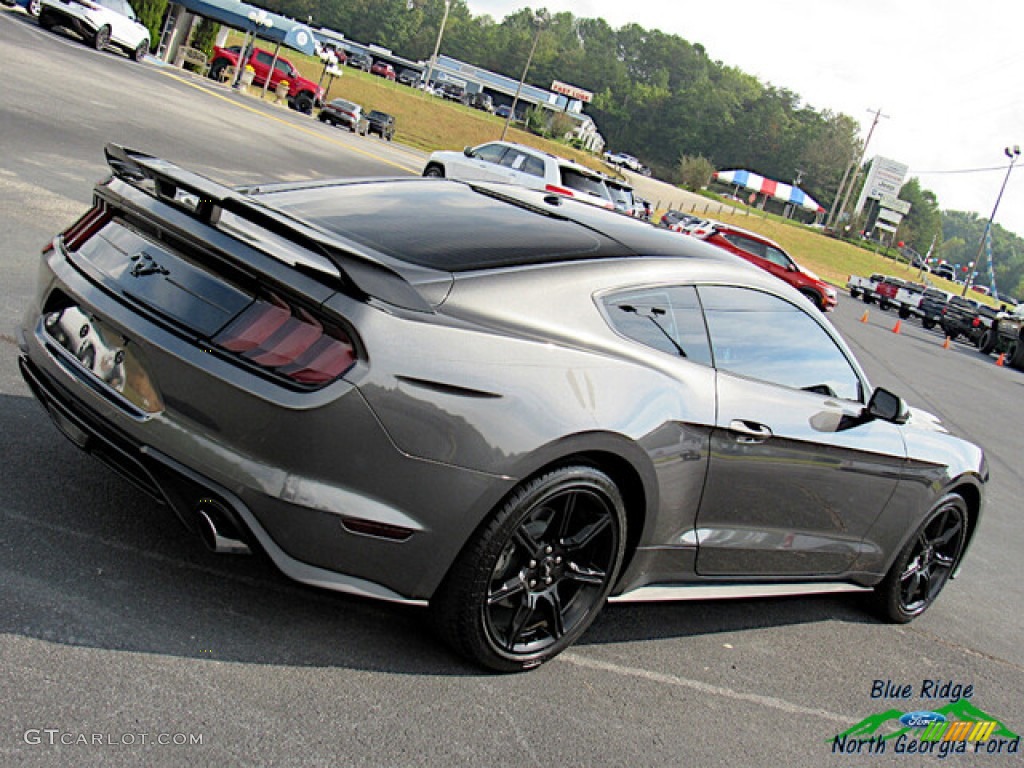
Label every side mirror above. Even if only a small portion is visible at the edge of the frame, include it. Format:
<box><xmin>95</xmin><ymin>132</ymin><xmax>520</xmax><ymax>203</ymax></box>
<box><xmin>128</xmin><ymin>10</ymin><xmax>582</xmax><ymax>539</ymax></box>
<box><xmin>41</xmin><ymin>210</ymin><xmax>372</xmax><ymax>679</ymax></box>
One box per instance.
<box><xmin>865</xmin><ymin>387</ymin><xmax>909</xmax><ymax>424</ymax></box>
<box><xmin>463</xmin><ymin>146</ymin><xmax>475</xmax><ymax>158</ymax></box>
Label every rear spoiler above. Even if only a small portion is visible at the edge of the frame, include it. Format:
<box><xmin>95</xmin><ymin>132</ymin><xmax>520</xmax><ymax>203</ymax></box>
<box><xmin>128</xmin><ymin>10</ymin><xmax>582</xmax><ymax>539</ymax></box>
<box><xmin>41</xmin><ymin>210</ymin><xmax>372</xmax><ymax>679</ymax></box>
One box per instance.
<box><xmin>103</xmin><ymin>144</ymin><xmax>433</xmax><ymax>313</ymax></box>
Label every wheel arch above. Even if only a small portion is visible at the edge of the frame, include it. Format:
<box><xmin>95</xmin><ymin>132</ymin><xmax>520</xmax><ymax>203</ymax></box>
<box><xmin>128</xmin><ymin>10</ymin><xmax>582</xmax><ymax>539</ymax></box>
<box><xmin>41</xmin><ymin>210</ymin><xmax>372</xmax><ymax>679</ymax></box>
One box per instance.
<box><xmin>949</xmin><ymin>479</ymin><xmax>983</xmax><ymax>571</ymax></box>
<box><xmin>430</xmin><ymin>434</ymin><xmax>657</xmax><ymax>600</ymax></box>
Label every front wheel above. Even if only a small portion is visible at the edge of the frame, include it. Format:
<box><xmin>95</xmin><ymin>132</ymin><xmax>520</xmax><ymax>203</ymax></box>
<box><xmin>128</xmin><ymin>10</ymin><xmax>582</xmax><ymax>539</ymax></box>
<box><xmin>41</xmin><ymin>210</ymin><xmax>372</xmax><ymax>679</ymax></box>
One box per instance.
<box><xmin>922</xmin><ymin>318</ymin><xmax>936</xmax><ymax>330</ymax></box>
<box><xmin>898</xmin><ymin>307</ymin><xmax>910</xmax><ymax>320</ymax></box>
<box><xmin>423</xmin><ymin>164</ymin><xmax>445</xmax><ymax>178</ymax></box>
<box><xmin>132</xmin><ymin>41</ymin><xmax>147</xmax><ymax>62</ymax></box>
<box><xmin>293</xmin><ymin>93</ymin><xmax>313</xmax><ymax>114</ymax></box>
<box><xmin>977</xmin><ymin>328</ymin><xmax>996</xmax><ymax>354</ymax></box>
<box><xmin>431</xmin><ymin>466</ymin><xmax>626</xmax><ymax>672</ymax></box>
<box><xmin>92</xmin><ymin>25</ymin><xmax>111</xmax><ymax>51</ymax></box>
<box><xmin>870</xmin><ymin>494</ymin><xmax>968</xmax><ymax>623</ymax></box>
<box><xmin>26</xmin><ymin>0</ymin><xmax>41</xmax><ymax>17</ymax></box>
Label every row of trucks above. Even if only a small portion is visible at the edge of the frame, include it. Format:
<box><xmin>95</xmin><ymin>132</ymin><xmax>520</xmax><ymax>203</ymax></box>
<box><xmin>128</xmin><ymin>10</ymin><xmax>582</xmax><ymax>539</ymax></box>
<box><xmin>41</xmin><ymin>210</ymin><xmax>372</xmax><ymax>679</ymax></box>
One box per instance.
<box><xmin>846</xmin><ymin>273</ymin><xmax>1024</xmax><ymax>369</ymax></box>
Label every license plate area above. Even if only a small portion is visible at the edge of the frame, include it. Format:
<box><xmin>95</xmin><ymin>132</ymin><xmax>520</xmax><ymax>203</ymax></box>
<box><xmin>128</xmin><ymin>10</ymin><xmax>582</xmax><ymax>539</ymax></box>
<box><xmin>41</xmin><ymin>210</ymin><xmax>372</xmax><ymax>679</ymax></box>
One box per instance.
<box><xmin>43</xmin><ymin>305</ymin><xmax>163</xmax><ymax>414</ymax></box>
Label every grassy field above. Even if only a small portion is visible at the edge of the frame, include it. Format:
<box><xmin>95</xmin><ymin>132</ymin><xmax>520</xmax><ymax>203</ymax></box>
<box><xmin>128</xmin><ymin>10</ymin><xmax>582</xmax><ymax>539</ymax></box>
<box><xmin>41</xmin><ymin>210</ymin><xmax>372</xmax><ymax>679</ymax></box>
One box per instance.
<box><xmin>225</xmin><ymin>34</ymin><xmax>996</xmax><ymax>304</ymax></box>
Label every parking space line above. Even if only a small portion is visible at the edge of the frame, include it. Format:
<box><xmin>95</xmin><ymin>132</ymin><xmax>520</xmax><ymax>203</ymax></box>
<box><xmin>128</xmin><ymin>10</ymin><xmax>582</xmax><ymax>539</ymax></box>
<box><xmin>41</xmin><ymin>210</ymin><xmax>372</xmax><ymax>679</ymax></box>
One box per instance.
<box><xmin>561</xmin><ymin>652</ymin><xmax>855</xmax><ymax>725</ymax></box>
<box><xmin>156</xmin><ymin>69</ymin><xmax>423</xmax><ymax>174</ymax></box>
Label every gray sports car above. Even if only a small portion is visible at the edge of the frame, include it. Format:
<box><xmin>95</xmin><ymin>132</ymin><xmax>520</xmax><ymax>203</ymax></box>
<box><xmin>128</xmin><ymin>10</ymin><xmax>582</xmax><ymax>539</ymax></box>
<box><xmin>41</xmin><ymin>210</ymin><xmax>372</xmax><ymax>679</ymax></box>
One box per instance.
<box><xmin>18</xmin><ymin>146</ymin><xmax>986</xmax><ymax>672</ymax></box>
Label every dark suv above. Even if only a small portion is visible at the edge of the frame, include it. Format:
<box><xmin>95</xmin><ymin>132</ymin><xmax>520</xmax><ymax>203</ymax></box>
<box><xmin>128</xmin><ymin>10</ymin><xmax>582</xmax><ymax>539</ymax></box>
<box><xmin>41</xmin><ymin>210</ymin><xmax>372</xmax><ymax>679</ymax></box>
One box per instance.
<box><xmin>918</xmin><ymin>288</ymin><xmax>950</xmax><ymax>330</ymax></box>
<box><xmin>939</xmin><ymin>296</ymin><xmax>997</xmax><ymax>344</ymax></box>
<box><xmin>362</xmin><ymin>110</ymin><xmax>395</xmax><ymax>141</ymax></box>
<box><xmin>687</xmin><ymin>222</ymin><xmax>838</xmax><ymax>311</ymax></box>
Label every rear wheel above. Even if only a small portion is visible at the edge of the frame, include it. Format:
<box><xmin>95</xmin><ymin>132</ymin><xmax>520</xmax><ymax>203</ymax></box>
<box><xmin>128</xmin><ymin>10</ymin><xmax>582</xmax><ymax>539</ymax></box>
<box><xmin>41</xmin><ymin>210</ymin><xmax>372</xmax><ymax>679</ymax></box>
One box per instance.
<box><xmin>431</xmin><ymin>466</ymin><xmax>626</xmax><ymax>672</ymax></box>
<box><xmin>977</xmin><ymin>328</ymin><xmax>997</xmax><ymax>354</ymax></box>
<box><xmin>1009</xmin><ymin>338</ymin><xmax>1024</xmax><ymax>369</ymax></box>
<box><xmin>27</xmin><ymin>0</ymin><xmax>41</xmax><ymax>17</ymax></box>
<box><xmin>871</xmin><ymin>494</ymin><xmax>967</xmax><ymax>623</ymax></box>
<box><xmin>898</xmin><ymin>307</ymin><xmax>910</xmax><ymax>319</ymax></box>
<box><xmin>92</xmin><ymin>25</ymin><xmax>110</xmax><ymax>51</ymax></box>
<box><xmin>293</xmin><ymin>93</ymin><xmax>313</xmax><ymax>114</ymax></box>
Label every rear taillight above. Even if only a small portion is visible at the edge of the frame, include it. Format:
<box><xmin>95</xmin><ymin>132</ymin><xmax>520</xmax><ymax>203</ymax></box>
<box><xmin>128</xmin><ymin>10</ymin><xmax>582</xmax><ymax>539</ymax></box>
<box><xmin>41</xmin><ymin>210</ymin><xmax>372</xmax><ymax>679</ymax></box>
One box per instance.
<box><xmin>213</xmin><ymin>295</ymin><xmax>356</xmax><ymax>385</ymax></box>
<box><xmin>972</xmin><ymin>317</ymin><xmax>981</xmax><ymax>327</ymax></box>
<box><xmin>544</xmin><ymin>184</ymin><xmax>576</xmax><ymax>198</ymax></box>
<box><xmin>62</xmin><ymin>204</ymin><xmax>112</xmax><ymax>251</ymax></box>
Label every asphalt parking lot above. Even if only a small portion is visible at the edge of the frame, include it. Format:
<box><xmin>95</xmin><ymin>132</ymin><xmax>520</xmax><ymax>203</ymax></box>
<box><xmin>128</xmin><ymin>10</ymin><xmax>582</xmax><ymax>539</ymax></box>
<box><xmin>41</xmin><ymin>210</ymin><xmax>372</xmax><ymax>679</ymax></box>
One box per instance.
<box><xmin>2</xmin><ymin>10</ymin><xmax>1023</xmax><ymax>767</ymax></box>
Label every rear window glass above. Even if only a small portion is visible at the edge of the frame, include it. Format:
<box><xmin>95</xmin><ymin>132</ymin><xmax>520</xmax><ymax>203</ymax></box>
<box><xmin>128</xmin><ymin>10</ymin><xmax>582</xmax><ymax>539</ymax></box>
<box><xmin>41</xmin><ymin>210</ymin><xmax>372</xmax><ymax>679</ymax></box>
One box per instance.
<box><xmin>259</xmin><ymin>181</ymin><xmax>628</xmax><ymax>272</ymax></box>
<box><xmin>560</xmin><ymin>167</ymin><xmax>608</xmax><ymax>198</ymax></box>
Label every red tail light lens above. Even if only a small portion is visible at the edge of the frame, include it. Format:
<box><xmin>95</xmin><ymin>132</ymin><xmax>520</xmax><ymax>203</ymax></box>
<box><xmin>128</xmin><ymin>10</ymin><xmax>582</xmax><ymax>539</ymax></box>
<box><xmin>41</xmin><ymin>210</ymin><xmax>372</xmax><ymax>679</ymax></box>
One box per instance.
<box><xmin>544</xmin><ymin>184</ymin><xmax>576</xmax><ymax>198</ymax></box>
<box><xmin>972</xmin><ymin>318</ymin><xmax>981</xmax><ymax>327</ymax></box>
<box><xmin>213</xmin><ymin>296</ymin><xmax>356</xmax><ymax>385</ymax></box>
<box><xmin>62</xmin><ymin>204</ymin><xmax>112</xmax><ymax>251</ymax></box>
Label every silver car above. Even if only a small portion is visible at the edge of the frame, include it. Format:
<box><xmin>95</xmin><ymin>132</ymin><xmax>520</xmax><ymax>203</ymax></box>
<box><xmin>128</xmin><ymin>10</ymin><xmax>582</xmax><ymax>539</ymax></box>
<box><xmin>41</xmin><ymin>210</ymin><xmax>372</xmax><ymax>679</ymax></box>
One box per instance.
<box><xmin>18</xmin><ymin>146</ymin><xmax>986</xmax><ymax>672</ymax></box>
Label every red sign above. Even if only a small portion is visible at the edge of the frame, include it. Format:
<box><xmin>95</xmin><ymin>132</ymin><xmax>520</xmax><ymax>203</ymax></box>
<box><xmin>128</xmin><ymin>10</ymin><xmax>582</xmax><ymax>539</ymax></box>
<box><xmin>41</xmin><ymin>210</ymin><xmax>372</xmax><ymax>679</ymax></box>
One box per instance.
<box><xmin>551</xmin><ymin>80</ymin><xmax>593</xmax><ymax>103</ymax></box>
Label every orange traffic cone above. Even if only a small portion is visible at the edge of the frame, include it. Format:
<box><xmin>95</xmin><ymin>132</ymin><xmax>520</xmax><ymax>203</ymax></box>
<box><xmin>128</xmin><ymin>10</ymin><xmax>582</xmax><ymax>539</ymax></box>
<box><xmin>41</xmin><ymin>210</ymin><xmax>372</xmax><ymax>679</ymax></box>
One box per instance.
<box><xmin>891</xmin><ymin>319</ymin><xmax>901</xmax><ymax>334</ymax></box>
<box><xmin>996</xmin><ymin>353</ymin><xmax>1006</xmax><ymax>367</ymax></box>
<box><xmin>942</xmin><ymin>336</ymin><xmax>951</xmax><ymax>349</ymax></box>
<box><xmin>860</xmin><ymin>310</ymin><xmax>869</xmax><ymax>323</ymax></box>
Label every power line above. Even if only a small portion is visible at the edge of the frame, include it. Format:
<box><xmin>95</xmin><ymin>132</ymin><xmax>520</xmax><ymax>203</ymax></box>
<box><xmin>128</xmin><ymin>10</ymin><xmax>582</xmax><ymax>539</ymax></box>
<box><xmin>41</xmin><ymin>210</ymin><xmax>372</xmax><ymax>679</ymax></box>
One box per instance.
<box><xmin>913</xmin><ymin>163</ymin><xmax>1015</xmax><ymax>175</ymax></box>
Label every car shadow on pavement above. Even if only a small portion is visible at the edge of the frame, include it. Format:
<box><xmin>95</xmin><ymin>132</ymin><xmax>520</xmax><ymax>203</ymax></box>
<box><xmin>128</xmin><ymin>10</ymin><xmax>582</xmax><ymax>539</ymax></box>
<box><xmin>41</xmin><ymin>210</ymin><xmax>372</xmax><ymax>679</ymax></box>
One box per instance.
<box><xmin>1</xmin><ymin>392</ymin><xmax>877</xmax><ymax>677</ymax></box>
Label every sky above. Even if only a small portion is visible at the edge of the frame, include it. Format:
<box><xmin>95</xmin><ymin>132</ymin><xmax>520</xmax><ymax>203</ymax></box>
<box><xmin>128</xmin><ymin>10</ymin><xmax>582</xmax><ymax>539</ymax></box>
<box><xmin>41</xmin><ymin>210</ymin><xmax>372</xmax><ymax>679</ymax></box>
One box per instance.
<box><xmin>465</xmin><ymin>0</ymin><xmax>1024</xmax><ymax>240</ymax></box>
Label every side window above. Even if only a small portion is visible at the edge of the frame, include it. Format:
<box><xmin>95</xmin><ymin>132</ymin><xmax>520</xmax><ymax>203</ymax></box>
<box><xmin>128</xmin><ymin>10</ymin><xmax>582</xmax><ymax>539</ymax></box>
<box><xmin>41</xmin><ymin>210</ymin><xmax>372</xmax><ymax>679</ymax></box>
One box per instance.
<box><xmin>764</xmin><ymin>246</ymin><xmax>792</xmax><ymax>269</ymax></box>
<box><xmin>521</xmin><ymin>154</ymin><xmax>545</xmax><ymax>178</ymax></box>
<box><xmin>501</xmin><ymin>150</ymin><xmax>528</xmax><ymax>171</ymax></box>
<box><xmin>603</xmin><ymin>286</ymin><xmax>712</xmax><ymax>366</ymax></box>
<box><xmin>698</xmin><ymin>286</ymin><xmax>861</xmax><ymax>400</ymax></box>
<box><xmin>255</xmin><ymin>52</ymin><xmax>274</xmax><ymax>67</ymax></box>
<box><xmin>473</xmin><ymin>144</ymin><xmax>508</xmax><ymax>164</ymax></box>
<box><xmin>723</xmin><ymin>233</ymin><xmax>766</xmax><ymax>259</ymax></box>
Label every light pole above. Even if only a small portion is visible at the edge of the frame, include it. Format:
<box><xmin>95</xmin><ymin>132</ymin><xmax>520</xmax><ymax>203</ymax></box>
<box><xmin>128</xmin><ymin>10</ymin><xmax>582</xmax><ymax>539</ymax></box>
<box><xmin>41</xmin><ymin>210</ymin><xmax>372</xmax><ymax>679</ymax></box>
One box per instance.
<box><xmin>424</xmin><ymin>0</ymin><xmax>450</xmax><ymax>90</ymax></box>
<box><xmin>963</xmin><ymin>145</ymin><xmax>1021</xmax><ymax>297</ymax></box>
<box><xmin>501</xmin><ymin>10</ymin><xmax>548</xmax><ymax>141</ymax></box>
<box><xmin>233</xmin><ymin>10</ymin><xmax>273</xmax><ymax>89</ymax></box>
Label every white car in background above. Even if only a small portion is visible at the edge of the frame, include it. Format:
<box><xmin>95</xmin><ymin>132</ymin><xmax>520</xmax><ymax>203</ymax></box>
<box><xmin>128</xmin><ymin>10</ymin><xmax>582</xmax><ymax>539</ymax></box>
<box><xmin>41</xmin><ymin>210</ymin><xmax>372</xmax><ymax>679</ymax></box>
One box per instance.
<box><xmin>423</xmin><ymin>141</ymin><xmax>614</xmax><ymax>209</ymax></box>
<box><xmin>38</xmin><ymin>0</ymin><xmax>150</xmax><ymax>61</ymax></box>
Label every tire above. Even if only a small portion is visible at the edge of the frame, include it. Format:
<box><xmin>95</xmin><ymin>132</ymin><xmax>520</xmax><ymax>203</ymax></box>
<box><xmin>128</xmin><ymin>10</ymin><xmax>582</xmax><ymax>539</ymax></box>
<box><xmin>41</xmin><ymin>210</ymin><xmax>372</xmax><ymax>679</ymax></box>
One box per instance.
<box><xmin>800</xmin><ymin>289</ymin><xmax>824</xmax><ymax>311</ymax></box>
<box><xmin>862</xmin><ymin>294</ymin><xmax>873</xmax><ymax>304</ymax></box>
<box><xmin>898</xmin><ymin>307</ymin><xmax>910</xmax><ymax>320</ymax></box>
<box><xmin>37</xmin><ymin>8</ymin><xmax>54</xmax><ymax>29</ymax></box>
<box><xmin>209</xmin><ymin>60</ymin><xmax>227</xmax><ymax>82</ymax></box>
<box><xmin>27</xmin><ymin>0</ymin><xmax>41</xmax><ymax>17</ymax></box>
<box><xmin>922</xmin><ymin>318</ymin><xmax>936</xmax><ymax>330</ymax></box>
<box><xmin>132</xmin><ymin>41</ymin><xmax>147</xmax><ymax>62</ymax></box>
<box><xmin>293</xmin><ymin>93</ymin><xmax>313</xmax><ymax>114</ymax></box>
<box><xmin>431</xmin><ymin>465</ymin><xmax>626</xmax><ymax>672</ymax></box>
<box><xmin>849</xmin><ymin>288</ymin><xmax>861</xmax><ymax>299</ymax></box>
<box><xmin>92</xmin><ymin>25</ymin><xmax>110</xmax><ymax>51</ymax></box>
<box><xmin>423</xmin><ymin>164</ymin><xmax>445</xmax><ymax>178</ymax></box>
<box><xmin>870</xmin><ymin>494</ymin><xmax>968</xmax><ymax>623</ymax></box>
<box><xmin>1009</xmin><ymin>338</ymin><xmax>1024</xmax><ymax>369</ymax></box>
<box><xmin>879</xmin><ymin>299</ymin><xmax>890</xmax><ymax>311</ymax></box>
<box><xmin>977</xmin><ymin>328</ymin><xmax>996</xmax><ymax>354</ymax></box>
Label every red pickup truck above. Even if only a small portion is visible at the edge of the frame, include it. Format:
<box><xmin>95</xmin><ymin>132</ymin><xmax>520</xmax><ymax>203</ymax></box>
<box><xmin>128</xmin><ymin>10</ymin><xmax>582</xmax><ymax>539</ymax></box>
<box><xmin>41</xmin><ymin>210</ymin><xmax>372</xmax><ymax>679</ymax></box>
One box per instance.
<box><xmin>209</xmin><ymin>45</ymin><xmax>323</xmax><ymax>114</ymax></box>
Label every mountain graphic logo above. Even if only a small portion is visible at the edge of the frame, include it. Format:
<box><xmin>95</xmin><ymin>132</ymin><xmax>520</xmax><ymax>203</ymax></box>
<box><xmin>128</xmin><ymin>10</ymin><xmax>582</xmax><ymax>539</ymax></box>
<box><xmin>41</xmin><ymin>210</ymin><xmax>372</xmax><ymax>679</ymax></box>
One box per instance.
<box><xmin>831</xmin><ymin>699</ymin><xmax>1020</xmax><ymax>743</ymax></box>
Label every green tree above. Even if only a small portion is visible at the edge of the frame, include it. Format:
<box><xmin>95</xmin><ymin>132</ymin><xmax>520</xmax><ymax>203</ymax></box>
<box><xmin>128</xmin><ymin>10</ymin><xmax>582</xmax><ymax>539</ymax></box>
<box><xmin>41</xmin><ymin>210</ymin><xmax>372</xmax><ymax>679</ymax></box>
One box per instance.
<box><xmin>133</xmin><ymin>0</ymin><xmax>168</xmax><ymax>51</ymax></box>
<box><xmin>677</xmin><ymin>155</ymin><xmax>715</xmax><ymax>190</ymax></box>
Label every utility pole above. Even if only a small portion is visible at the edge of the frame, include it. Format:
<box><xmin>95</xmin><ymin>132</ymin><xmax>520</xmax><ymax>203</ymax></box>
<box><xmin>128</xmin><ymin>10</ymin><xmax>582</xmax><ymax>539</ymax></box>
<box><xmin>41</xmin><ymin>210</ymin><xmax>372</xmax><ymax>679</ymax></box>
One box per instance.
<box><xmin>827</xmin><ymin>108</ymin><xmax>888</xmax><ymax>234</ymax></box>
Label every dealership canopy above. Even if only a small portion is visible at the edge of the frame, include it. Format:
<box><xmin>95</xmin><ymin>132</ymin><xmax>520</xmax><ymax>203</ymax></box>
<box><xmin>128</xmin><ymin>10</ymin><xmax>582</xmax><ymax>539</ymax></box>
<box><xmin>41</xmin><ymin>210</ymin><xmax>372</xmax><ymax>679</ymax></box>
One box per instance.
<box><xmin>171</xmin><ymin>0</ymin><xmax>318</xmax><ymax>55</ymax></box>
<box><xmin>713</xmin><ymin>169</ymin><xmax>824</xmax><ymax>212</ymax></box>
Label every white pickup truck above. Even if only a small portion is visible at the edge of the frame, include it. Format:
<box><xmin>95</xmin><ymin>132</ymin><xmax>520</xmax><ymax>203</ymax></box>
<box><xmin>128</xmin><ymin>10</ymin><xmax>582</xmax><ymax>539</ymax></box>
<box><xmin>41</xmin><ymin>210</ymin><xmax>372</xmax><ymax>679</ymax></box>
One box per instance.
<box><xmin>847</xmin><ymin>274</ymin><xmax>926</xmax><ymax>318</ymax></box>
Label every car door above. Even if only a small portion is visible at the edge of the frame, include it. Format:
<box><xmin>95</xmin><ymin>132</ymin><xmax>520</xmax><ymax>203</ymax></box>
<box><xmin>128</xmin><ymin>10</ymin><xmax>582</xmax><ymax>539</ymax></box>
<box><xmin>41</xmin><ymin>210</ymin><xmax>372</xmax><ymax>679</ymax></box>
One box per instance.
<box><xmin>457</xmin><ymin>143</ymin><xmax>511</xmax><ymax>183</ymax></box>
<box><xmin>102</xmin><ymin>0</ymin><xmax>138</xmax><ymax>47</ymax></box>
<box><xmin>694</xmin><ymin>285</ymin><xmax>906</xmax><ymax>577</ymax></box>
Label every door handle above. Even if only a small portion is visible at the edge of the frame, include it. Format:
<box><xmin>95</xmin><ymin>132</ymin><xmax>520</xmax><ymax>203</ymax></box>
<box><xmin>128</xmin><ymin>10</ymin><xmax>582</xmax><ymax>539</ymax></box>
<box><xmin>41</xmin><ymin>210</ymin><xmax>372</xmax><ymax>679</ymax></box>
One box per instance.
<box><xmin>728</xmin><ymin>419</ymin><xmax>773</xmax><ymax>443</ymax></box>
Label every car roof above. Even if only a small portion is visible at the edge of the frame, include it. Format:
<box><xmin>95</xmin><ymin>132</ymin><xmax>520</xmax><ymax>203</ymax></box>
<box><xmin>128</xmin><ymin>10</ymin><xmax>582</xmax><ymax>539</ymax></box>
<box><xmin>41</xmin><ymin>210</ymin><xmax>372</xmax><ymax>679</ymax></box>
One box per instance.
<box><xmin>711</xmin><ymin>220</ymin><xmax>784</xmax><ymax>249</ymax></box>
<box><xmin>252</xmin><ymin>178</ymin><xmax>735</xmax><ymax>273</ymax></box>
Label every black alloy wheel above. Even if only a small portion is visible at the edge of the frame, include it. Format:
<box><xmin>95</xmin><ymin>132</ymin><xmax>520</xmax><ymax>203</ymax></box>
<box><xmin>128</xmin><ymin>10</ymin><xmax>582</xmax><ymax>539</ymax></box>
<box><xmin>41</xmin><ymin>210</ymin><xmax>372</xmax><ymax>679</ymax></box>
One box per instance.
<box><xmin>872</xmin><ymin>494</ymin><xmax>968</xmax><ymax>622</ymax></box>
<box><xmin>432</xmin><ymin>466</ymin><xmax>626</xmax><ymax>672</ymax></box>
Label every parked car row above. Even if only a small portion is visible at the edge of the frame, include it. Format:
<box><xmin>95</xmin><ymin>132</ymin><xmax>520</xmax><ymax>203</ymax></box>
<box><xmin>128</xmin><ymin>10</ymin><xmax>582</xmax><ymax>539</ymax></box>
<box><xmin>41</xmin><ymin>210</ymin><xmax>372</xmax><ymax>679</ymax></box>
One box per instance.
<box><xmin>846</xmin><ymin>274</ymin><xmax>1024</xmax><ymax>369</ymax></box>
<box><xmin>422</xmin><ymin>140</ymin><xmax>648</xmax><ymax>218</ymax></box>
<box><xmin>318</xmin><ymin>99</ymin><xmax>395</xmax><ymax>140</ymax></box>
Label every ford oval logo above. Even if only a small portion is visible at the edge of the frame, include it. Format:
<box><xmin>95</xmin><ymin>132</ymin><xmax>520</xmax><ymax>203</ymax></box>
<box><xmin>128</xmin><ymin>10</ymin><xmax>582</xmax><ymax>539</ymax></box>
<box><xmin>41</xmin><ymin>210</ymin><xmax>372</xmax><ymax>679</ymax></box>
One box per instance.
<box><xmin>899</xmin><ymin>711</ymin><xmax>947</xmax><ymax>728</ymax></box>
